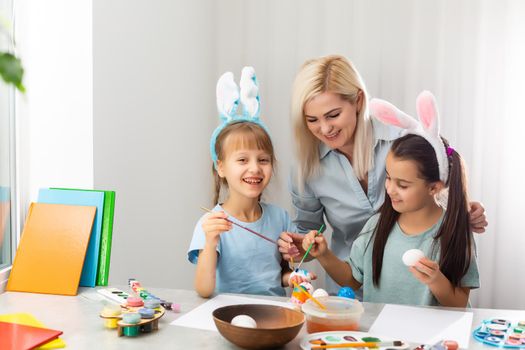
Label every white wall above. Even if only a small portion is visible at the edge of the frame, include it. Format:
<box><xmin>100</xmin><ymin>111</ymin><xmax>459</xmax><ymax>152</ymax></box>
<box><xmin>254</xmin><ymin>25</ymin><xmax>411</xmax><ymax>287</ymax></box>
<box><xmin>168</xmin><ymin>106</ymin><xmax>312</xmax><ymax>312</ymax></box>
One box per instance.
<box><xmin>93</xmin><ymin>1</ymin><xmax>216</xmax><ymax>289</ymax></box>
<box><xmin>16</xmin><ymin>0</ymin><xmax>93</xmax><ymax>223</ymax></box>
<box><xmin>15</xmin><ymin>0</ymin><xmax>523</xmax><ymax>309</ymax></box>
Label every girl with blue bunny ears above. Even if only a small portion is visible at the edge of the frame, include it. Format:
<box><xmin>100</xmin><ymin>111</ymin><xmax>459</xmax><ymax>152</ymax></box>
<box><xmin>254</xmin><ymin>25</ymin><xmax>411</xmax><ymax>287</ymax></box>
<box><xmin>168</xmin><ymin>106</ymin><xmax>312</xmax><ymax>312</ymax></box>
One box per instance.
<box><xmin>187</xmin><ymin>67</ymin><xmax>316</xmax><ymax>298</ymax></box>
<box><xmin>301</xmin><ymin>91</ymin><xmax>479</xmax><ymax>307</ymax></box>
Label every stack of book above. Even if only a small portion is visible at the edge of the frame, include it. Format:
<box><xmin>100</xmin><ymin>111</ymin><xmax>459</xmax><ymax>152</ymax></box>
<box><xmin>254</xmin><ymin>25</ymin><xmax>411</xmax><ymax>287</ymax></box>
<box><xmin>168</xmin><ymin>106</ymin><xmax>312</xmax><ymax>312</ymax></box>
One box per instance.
<box><xmin>6</xmin><ymin>188</ymin><xmax>115</xmax><ymax>296</ymax></box>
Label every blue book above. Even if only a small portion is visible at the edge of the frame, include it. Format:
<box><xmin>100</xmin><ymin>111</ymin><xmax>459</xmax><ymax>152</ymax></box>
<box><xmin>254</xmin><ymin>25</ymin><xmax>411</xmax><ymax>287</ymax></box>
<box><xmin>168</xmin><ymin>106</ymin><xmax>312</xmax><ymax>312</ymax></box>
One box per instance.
<box><xmin>38</xmin><ymin>188</ymin><xmax>105</xmax><ymax>287</ymax></box>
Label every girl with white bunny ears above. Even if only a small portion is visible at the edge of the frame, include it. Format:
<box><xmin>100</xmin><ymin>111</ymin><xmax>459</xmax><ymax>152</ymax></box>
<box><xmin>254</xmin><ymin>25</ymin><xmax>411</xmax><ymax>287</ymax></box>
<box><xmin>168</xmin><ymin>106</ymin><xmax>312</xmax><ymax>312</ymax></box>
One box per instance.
<box><xmin>188</xmin><ymin>67</ymin><xmax>316</xmax><ymax>298</ymax></box>
<box><xmin>279</xmin><ymin>55</ymin><xmax>487</xmax><ymax>297</ymax></box>
<box><xmin>301</xmin><ymin>91</ymin><xmax>479</xmax><ymax>307</ymax></box>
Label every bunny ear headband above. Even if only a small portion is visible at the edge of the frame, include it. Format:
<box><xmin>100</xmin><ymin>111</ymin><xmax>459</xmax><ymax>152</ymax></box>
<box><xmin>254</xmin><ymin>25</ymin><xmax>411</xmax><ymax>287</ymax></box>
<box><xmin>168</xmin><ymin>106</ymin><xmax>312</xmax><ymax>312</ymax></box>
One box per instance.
<box><xmin>210</xmin><ymin>66</ymin><xmax>269</xmax><ymax>168</ymax></box>
<box><xmin>369</xmin><ymin>91</ymin><xmax>451</xmax><ymax>183</ymax></box>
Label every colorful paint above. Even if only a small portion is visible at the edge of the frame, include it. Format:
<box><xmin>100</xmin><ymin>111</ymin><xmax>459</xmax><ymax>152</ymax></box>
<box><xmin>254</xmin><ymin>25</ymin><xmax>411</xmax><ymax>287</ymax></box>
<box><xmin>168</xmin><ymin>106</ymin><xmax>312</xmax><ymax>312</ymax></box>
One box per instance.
<box><xmin>99</xmin><ymin>300</ymin><xmax>166</xmax><ymax>337</ymax></box>
<box><xmin>473</xmin><ymin>318</ymin><xmax>525</xmax><ymax>348</ymax></box>
<box><xmin>97</xmin><ymin>287</ymin><xmax>131</xmax><ymax>304</ymax></box>
<box><xmin>128</xmin><ymin>278</ymin><xmax>180</xmax><ymax>312</ymax></box>
<box><xmin>300</xmin><ymin>331</ymin><xmax>409</xmax><ymax>350</ymax></box>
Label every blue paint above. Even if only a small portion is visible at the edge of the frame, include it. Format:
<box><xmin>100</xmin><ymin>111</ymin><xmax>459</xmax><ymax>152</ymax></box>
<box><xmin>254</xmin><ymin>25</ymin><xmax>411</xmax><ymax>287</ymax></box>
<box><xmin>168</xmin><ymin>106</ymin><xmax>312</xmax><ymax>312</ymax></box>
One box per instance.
<box><xmin>337</xmin><ymin>287</ymin><xmax>355</xmax><ymax>299</ymax></box>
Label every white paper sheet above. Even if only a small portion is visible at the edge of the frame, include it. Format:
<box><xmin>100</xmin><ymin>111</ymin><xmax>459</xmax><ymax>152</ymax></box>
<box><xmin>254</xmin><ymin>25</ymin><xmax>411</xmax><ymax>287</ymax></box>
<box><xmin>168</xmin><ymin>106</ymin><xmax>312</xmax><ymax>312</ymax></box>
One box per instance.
<box><xmin>170</xmin><ymin>294</ymin><xmax>294</xmax><ymax>331</ymax></box>
<box><xmin>369</xmin><ymin>304</ymin><xmax>473</xmax><ymax>348</ymax></box>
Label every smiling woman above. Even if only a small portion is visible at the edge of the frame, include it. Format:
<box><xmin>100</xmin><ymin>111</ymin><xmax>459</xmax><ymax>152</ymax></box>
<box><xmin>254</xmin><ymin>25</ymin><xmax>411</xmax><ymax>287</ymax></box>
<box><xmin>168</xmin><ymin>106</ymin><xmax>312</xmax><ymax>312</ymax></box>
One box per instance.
<box><xmin>304</xmin><ymin>92</ymin><xmax>361</xmax><ymax>162</ymax></box>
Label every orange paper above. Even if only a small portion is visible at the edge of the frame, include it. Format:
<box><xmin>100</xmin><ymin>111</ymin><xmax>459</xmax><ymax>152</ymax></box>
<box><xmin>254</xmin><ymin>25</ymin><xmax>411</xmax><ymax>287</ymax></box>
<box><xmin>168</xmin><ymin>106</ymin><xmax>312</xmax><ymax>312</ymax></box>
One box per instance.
<box><xmin>6</xmin><ymin>202</ymin><xmax>96</xmax><ymax>296</ymax></box>
<box><xmin>0</xmin><ymin>321</ymin><xmax>62</xmax><ymax>350</ymax></box>
<box><xmin>0</xmin><ymin>313</ymin><xmax>66</xmax><ymax>349</ymax></box>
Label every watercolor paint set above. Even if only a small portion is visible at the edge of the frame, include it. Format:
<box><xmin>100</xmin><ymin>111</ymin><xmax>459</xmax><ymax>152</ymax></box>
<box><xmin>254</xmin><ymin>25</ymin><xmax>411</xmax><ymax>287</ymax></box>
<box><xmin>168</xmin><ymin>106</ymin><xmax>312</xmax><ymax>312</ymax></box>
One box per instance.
<box><xmin>300</xmin><ymin>331</ymin><xmax>410</xmax><ymax>350</ymax></box>
<box><xmin>473</xmin><ymin>318</ymin><xmax>525</xmax><ymax>348</ymax></box>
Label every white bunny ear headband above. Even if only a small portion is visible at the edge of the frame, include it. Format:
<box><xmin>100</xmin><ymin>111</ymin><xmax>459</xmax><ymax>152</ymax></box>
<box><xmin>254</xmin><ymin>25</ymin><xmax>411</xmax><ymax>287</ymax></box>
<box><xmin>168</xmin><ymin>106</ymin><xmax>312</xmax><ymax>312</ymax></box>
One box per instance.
<box><xmin>210</xmin><ymin>66</ymin><xmax>269</xmax><ymax>168</ymax></box>
<box><xmin>369</xmin><ymin>91</ymin><xmax>452</xmax><ymax>183</ymax></box>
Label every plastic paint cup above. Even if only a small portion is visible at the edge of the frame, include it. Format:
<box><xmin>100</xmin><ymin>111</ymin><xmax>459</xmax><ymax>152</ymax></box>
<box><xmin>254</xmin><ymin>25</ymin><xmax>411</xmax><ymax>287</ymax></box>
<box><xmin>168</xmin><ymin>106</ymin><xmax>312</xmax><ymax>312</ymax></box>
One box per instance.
<box><xmin>123</xmin><ymin>325</ymin><xmax>140</xmax><ymax>337</ymax></box>
<box><xmin>141</xmin><ymin>323</ymin><xmax>153</xmax><ymax>333</ymax></box>
<box><xmin>301</xmin><ymin>296</ymin><xmax>364</xmax><ymax>333</ymax></box>
<box><xmin>122</xmin><ymin>312</ymin><xmax>141</xmax><ymax>324</ymax></box>
<box><xmin>126</xmin><ymin>297</ymin><xmax>144</xmax><ymax>307</ymax></box>
<box><xmin>144</xmin><ymin>298</ymin><xmax>161</xmax><ymax>309</ymax></box>
<box><xmin>442</xmin><ymin>340</ymin><xmax>459</xmax><ymax>350</ymax></box>
<box><xmin>138</xmin><ymin>308</ymin><xmax>155</xmax><ymax>319</ymax></box>
<box><xmin>101</xmin><ymin>305</ymin><xmax>122</xmax><ymax>329</ymax></box>
<box><xmin>170</xmin><ymin>303</ymin><xmax>181</xmax><ymax>313</ymax></box>
<box><xmin>104</xmin><ymin>318</ymin><xmax>119</xmax><ymax>329</ymax></box>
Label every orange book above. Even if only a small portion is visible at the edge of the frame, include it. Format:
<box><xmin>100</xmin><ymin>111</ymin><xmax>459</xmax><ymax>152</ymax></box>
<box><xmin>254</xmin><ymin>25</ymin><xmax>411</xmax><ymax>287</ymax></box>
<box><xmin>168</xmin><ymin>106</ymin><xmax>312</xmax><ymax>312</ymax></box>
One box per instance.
<box><xmin>0</xmin><ymin>321</ymin><xmax>63</xmax><ymax>350</ymax></box>
<box><xmin>6</xmin><ymin>202</ymin><xmax>96</xmax><ymax>296</ymax></box>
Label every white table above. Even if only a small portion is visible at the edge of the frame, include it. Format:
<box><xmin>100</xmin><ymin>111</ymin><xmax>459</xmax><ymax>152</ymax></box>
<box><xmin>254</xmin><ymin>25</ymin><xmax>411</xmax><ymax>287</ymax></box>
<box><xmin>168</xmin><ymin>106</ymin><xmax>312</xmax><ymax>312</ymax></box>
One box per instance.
<box><xmin>1</xmin><ymin>287</ymin><xmax>524</xmax><ymax>349</ymax></box>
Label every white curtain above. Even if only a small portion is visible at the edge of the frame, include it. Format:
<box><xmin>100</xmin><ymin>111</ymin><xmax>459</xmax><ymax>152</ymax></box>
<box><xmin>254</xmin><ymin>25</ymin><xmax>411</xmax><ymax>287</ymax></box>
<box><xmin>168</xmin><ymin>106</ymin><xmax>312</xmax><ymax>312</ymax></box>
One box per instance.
<box><xmin>86</xmin><ymin>0</ymin><xmax>525</xmax><ymax>304</ymax></box>
<box><xmin>215</xmin><ymin>0</ymin><xmax>525</xmax><ymax>309</ymax></box>
<box><xmin>362</xmin><ymin>0</ymin><xmax>525</xmax><ymax>310</ymax></box>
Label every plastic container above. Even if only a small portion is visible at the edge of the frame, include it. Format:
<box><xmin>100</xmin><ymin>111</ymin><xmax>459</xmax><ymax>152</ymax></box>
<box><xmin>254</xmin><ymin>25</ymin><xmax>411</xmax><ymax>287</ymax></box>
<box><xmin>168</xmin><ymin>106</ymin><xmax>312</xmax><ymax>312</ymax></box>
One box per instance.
<box><xmin>301</xmin><ymin>296</ymin><xmax>364</xmax><ymax>333</ymax></box>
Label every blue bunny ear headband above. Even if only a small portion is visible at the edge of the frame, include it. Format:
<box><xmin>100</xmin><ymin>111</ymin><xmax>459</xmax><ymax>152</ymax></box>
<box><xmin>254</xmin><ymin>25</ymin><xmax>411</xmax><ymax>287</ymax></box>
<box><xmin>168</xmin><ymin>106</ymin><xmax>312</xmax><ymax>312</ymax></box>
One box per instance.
<box><xmin>210</xmin><ymin>66</ymin><xmax>270</xmax><ymax>169</ymax></box>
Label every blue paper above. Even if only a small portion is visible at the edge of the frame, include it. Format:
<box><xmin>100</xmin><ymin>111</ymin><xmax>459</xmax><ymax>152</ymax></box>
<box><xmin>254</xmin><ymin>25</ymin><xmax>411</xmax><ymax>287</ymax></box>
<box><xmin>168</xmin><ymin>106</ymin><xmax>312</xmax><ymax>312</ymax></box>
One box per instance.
<box><xmin>38</xmin><ymin>188</ymin><xmax>105</xmax><ymax>287</ymax></box>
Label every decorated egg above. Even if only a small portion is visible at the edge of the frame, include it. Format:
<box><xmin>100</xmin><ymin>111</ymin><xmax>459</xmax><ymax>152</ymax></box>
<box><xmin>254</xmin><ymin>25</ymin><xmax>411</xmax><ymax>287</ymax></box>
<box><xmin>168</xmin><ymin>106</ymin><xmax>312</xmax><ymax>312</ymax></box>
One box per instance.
<box><xmin>402</xmin><ymin>249</ymin><xmax>425</xmax><ymax>266</ymax></box>
<box><xmin>291</xmin><ymin>284</ymin><xmax>310</xmax><ymax>304</ymax></box>
<box><xmin>289</xmin><ymin>269</ymin><xmax>313</xmax><ymax>284</ymax></box>
<box><xmin>231</xmin><ymin>314</ymin><xmax>257</xmax><ymax>328</ymax></box>
<box><xmin>300</xmin><ymin>282</ymin><xmax>314</xmax><ymax>294</ymax></box>
<box><xmin>312</xmin><ymin>288</ymin><xmax>329</xmax><ymax>298</ymax></box>
<box><xmin>337</xmin><ymin>286</ymin><xmax>355</xmax><ymax>299</ymax></box>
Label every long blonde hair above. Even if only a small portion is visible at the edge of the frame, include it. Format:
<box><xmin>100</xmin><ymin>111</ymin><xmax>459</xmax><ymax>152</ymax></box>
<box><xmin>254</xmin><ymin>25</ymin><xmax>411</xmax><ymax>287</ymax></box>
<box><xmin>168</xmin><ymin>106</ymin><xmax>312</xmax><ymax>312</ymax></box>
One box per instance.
<box><xmin>212</xmin><ymin>121</ymin><xmax>276</xmax><ymax>205</ymax></box>
<box><xmin>291</xmin><ymin>55</ymin><xmax>374</xmax><ymax>183</ymax></box>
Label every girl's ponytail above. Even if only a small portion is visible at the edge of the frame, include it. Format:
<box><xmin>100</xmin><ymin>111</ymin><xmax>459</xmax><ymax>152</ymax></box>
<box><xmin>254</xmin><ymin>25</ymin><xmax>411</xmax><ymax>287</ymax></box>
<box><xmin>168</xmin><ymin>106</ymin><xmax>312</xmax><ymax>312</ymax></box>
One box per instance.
<box><xmin>435</xmin><ymin>141</ymin><xmax>473</xmax><ymax>287</ymax></box>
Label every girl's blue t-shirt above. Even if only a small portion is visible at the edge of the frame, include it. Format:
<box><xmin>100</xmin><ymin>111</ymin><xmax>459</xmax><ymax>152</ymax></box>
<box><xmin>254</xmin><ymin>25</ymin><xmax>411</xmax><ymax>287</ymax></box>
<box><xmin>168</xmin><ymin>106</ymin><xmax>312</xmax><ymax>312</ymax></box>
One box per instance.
<box><xmin>187</xmin><ymin>203</ymin><xmax>296</xmax><ymax>296</ymax></box>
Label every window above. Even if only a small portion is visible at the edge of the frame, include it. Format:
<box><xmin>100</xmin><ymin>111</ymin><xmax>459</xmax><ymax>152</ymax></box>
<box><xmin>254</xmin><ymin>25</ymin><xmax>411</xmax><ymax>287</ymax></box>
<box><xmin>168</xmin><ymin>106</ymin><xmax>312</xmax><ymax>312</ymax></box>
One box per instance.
<box><xmin>0</xmin><ymin>0</ymin><xmax>17</xmax><ymax>280</ymax></box>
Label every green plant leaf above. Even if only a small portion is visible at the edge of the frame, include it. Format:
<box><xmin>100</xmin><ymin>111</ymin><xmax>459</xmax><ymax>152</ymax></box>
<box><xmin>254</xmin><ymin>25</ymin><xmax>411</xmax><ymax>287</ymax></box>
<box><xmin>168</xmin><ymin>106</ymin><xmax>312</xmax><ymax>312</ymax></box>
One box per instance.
<box><xmin>0</xmin><ymin>52</ymin><xmax>25</xmax><ymax>92</ymax></box>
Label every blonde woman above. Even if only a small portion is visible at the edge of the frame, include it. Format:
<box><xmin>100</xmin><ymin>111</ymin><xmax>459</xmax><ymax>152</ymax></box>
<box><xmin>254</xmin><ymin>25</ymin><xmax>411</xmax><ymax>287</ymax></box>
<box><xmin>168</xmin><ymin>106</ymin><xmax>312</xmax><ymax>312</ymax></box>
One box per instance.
<box><xmin>278</xmin><ymin>55</ymin><xmax>487</xmax><ymax>294</ymax></box>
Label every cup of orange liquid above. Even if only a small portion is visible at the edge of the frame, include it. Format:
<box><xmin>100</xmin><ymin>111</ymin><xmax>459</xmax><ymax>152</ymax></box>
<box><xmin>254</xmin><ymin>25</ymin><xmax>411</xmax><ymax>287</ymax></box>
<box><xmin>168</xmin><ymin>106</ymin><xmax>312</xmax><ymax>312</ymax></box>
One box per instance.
<box><xmin>301</xmin><ymin>296</ymin><xmax>364</xmax><ymax>333</ymax></box>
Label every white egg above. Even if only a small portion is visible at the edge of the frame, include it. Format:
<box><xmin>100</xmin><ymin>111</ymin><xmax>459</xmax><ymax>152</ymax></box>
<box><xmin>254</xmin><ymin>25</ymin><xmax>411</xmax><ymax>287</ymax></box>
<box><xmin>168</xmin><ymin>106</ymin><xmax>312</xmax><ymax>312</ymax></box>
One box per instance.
<box><xmin>402</xmin><ymin>249</ymin><xmax>425</xmax><ymax>266</ymax></box>
<box><xmin>312</xmin><ymin>288</ymin><xmax>329</xmax><ymax>298</ymax></box>
<box><xmin>231</xmin><ymin>314</ymin><xmax>257</xmax><ymax>328</ymax></box>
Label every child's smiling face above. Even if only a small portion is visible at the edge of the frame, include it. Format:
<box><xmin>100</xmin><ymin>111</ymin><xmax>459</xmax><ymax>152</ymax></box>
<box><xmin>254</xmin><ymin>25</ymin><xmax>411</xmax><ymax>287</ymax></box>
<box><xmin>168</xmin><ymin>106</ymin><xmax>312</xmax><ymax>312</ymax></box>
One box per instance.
<box><xmin>217</xmin><ymin>133</ymin><xmax>273</xmax><ymax>200</ymax></box>
<box><xmin>385</xmin><ymin>151</ymin><xmax>438</xmax><ymax>213</ymax></box>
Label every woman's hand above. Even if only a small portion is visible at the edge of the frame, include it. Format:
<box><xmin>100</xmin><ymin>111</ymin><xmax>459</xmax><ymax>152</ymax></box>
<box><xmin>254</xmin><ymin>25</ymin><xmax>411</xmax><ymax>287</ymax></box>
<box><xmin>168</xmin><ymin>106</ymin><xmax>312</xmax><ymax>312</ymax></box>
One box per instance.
<box><xmin>201</xmin><ymin>211</ymin><xmax>232</xmax><ymax>245</ymax></box>
<box><xmin>409</xmin><ymin>257</ymin><xmax>444</xmax><ymax>286</ymax></box>
<box><xmin>278</xmin><ymin>232</ymin><xmax>305</xmax><ymax>260</ymax></box>
<box><xmin>468</xmin><ymin>201</ymin><xmax>488</xmax><ymax>233</ymax></box>
<box><xmin>302</xmin><ymin>230</ymin><xmax>327</xmax><ymax>258</ymax></box>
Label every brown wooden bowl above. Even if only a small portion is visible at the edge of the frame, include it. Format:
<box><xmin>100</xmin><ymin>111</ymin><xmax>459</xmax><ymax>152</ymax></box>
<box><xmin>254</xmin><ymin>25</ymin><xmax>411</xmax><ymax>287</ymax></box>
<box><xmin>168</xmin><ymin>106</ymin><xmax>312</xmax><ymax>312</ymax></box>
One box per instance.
<box><xmin>212</xmin><ymin>304</ymin><xmax>305</xmax><ymax>349</ymax></box>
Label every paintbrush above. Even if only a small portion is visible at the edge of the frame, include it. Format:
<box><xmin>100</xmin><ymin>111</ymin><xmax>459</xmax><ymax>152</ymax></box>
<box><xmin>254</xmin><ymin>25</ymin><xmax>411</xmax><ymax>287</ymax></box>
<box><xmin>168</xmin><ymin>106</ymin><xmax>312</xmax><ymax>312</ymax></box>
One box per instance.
<box><xmin>312</xmin><ymin>340</ymin><xmax>404</xmax><ymax>349</ymax></box>
<box><xmin>295</xmin><ymin>224</ymin><xmax>325</xmax><ymax>271</ymax></box>
<box><xmin>291</xmin><ymin>281</ymin><xmax>327</xmax><ymax>310</ymax></box>
<box><xmin>200</xmin><ymin>207</ymin><xmax>277</xmax><ymax>245</ymax></box>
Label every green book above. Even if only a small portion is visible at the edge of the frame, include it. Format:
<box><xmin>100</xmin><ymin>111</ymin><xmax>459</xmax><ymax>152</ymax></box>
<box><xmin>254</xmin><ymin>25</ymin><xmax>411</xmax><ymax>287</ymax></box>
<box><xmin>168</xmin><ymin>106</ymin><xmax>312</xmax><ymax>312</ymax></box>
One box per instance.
<box><xmin>51</xmin><ymin>188</ymin><xmax>115</xmax><ymax>286</ymax></box>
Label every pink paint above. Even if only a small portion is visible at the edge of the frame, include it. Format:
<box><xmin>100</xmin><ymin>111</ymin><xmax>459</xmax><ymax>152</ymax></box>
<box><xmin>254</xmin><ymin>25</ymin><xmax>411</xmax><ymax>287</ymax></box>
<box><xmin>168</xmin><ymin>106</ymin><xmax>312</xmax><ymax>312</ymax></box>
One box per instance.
<box><xmin>126</xmin><ymin>297</ymin><xmax>144</xmax><ymax>307</ymax></box>
<box><xmin>171</xmin><ymin>303</ymin><xmax>181</xmax><ymax>313</ymax></box>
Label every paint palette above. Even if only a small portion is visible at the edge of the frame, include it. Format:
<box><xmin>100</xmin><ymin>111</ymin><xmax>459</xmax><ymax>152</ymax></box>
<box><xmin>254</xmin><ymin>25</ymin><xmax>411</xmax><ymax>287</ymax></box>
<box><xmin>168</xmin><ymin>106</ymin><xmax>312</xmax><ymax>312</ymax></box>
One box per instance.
<box><xmin>300</xmin><ymin>331</ymin><xmax>409</xmax><ymax>350</ymax></box>
<box><xmin>97</xmin><ymin>288</ymin><xmax>131</xmax><ymax>304</ymax></box>
<box><xmin>99</xmin><ymin>305</ymin><xmax>166</xmax><ymax>337</ymax></box>
<box><xmin>473</xmin><ymin>318</ymin><xmax>525</xmax><ymax>348</ymax></box>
